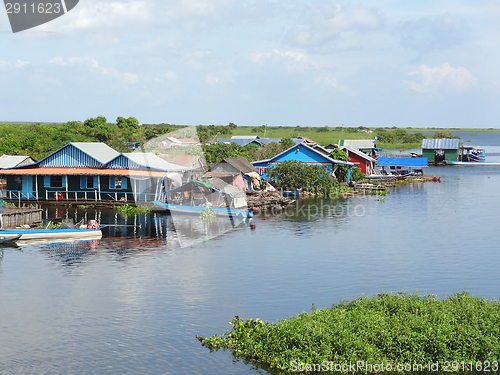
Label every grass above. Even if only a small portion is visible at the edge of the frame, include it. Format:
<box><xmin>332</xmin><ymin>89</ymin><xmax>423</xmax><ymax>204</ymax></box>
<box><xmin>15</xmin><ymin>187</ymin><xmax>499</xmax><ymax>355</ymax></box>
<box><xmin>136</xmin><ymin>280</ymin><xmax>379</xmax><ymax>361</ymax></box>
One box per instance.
<box><xmin>113</xmin><ymin>204</ymin><xmax>152</xmax><ymax>215</ymax></box>
<box><xmin>197</xmin><ymin>291</ymin><xmax>500</xmax><ymax>373</ymax></box>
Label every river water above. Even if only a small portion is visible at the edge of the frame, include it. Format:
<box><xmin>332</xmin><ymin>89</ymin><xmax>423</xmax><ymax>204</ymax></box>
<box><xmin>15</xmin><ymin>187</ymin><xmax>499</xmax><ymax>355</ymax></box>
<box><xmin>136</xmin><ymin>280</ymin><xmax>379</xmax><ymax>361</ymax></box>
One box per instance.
<box><xmin>1</xmin><ymin>133</ymin><xmax>500</xmax><ymax>374</ymax></box>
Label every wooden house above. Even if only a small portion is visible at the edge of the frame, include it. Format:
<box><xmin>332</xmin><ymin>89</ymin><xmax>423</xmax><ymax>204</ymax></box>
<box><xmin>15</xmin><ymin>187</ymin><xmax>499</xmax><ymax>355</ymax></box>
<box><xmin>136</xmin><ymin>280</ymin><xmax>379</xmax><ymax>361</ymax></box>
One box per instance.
<box><xmin>252</xmin><ymin>143</ymin><xmax>355</xmax><ymax>182</ymax></box>
<box><xmin>204</xmin><ymin>156</ymin><xmax>262</xmax><ymax>190</ymax></box>
<box><xmin>421</xmin><ymin>139</ymin><xmax>459</xmax><ymax>163</ymax></box>
<box><xmin>0</xmin><ymin>143</ymin><xmax>190</xmax><ymax>203</ymax></box>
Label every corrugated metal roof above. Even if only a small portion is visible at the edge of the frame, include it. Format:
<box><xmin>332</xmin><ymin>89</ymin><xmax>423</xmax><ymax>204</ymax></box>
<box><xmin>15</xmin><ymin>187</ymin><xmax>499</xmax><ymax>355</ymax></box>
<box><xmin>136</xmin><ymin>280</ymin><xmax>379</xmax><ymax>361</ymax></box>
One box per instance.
<box><xmin>158</xmin><ymin>154</ymin><xmax>205</xmax><ymax>169</ymax></box>
<box><xmin>108</xmin><ymin>153</ymin><xmax>191</xmax><ymax>171</ymax></box>
<box><xmin>231</xmin><ymin>136</ymin><xmax>260</xmax><ymax>139</ymax></box>
<box><xmin>421</xmin><ymin>138</ymin><xmax>460</xmax><ymax>149</ymax></box>
<box><xmin>70</xmin><ymin>143</ymin><xmax>120</xmax><ymax>164</ymax></box>
<box><xmin>0</xmin><ymin>155</ymin><xmax>34</xmax><ymax>169</ymax></box>
<box><xmin>376</xmin><ymin>157</ymin><xmax>428</xmax><ymax>167</ymax></box>
<box><xmin>0</xmin><ymin>168</ymin><xmax>168</xmax><ymax>177</ymax></box>
<box><xmin>339</xmin><ymin>139</ymin><xmax>375</xmax><ymax>149</ymax></box>
<box><xmin>341</xmin><ymin>146</ymin><xmax>376</xmax><ymax>162</ymax></box>
<box><xmin>216</xmin><ymin>157</ymin><xmax>258</xmax><ymax>174</ymax></box>
<box><xmin>217</xmin><ymin>138</ymin><xmax>263</xmax><ymax>147</ymax></box>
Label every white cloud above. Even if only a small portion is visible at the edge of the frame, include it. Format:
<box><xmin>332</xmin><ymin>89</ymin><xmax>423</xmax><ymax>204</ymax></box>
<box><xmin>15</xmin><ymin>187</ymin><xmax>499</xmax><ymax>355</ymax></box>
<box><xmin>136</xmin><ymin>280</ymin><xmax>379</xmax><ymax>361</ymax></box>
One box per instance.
<box><xmin>290</xmin><ymin>3</ymin><xmax>384</xmax><ymax>48</ymax></box>
<box><xmin>206</xmin><ymin>73</ymin><xmax>219</xmax><ymax>85</ymax></box>
<box><xmin>405</xmin><ymin>63</ymin><xmax>476</xmax><ymax>93</ymax></box>
<box><xmin>48</xmin><ymin>56</ymin><xmax>137</xmax><ymax>84</ymax></box>
<box><xmin>15</xmin><ymin>60</ymin><xmax>30</xmax><ymax>68</ymax></box>
<box><xmin>0</xmin><ymin>61</ymin><xmax>10</xmax><ymax>68</ymax></box>
<box><xmin>249</xmin><ymin>49</ymin><xmax>317</xmax><ymax>70</ymax></box>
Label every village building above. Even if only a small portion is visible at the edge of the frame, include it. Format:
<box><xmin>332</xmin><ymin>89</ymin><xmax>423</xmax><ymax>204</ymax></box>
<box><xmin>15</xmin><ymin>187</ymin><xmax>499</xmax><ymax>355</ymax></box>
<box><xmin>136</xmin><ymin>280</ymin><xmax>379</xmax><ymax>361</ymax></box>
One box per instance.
<box><xmin>204</xmin><ymin>156</ymin><xmax>262</xmax><ymax>191</ymax></box>
<box><xmin>0</xmin><ymin>143</ymin><xmax>190</xmax><ymax>203</ymax></box>
<box><xmin>421</xmin><ymin>139</ymin><xmax>460</xmax><ymax>164</ymax></box>
<box><xmin>252</xmin><ymin>143</ymin><xmax>355</xmax><ymax>182</ymax></box>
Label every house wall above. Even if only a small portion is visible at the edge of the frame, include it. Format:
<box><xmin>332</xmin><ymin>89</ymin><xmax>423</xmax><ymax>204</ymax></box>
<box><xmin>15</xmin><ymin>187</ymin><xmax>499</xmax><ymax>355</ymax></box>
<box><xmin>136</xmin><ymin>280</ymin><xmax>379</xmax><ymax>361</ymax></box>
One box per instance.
<box><xmin>422</xmin><ymin>149</ymin><xmax>458</xmax><ymax>163</ymax></box>
<box><xmin>348</xmin><ymin>154</ymin><xmax>369</xmax><ymax>174</ymax></box>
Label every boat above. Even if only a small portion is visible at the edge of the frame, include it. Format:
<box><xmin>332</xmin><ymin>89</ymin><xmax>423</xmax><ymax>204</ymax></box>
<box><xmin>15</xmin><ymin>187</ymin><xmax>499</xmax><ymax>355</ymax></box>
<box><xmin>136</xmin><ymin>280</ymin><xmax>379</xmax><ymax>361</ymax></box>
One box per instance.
<box><xmin>154</xmin><ymin>178</ymin><xmax>253</xmax><ymax>219</ymax></box>
<box><xmin>282</xmin><ymin>188</ymin><xmax>302</xmax><ymax>197</ymax></box>
<box><xmin>366</xmin><ymin>173</ymin><xmax>412</xmax><ymax>181</ymax></box>
<box><xmin>460</xmin><ymin>147</ymin><xmax>486</xmax><ymax>162</ymax></box>
<box><xmin>0</xmin><ymin>228</ymin><xmax>102</xmax><ymax>240</ymax></box>
<box><xmin>152</xmin><ymin>201</ymin><xmax>252</xmax><ymax>219</ymax></box>
<box><xmin>0</xmin><ymin>234</ymin><xmax>21</xmax><ymax>243</ymax></box>
<box><xmin>446</xmin><ymin>161</ymin><xmax>500</xmax><ymax>166</ymax></box>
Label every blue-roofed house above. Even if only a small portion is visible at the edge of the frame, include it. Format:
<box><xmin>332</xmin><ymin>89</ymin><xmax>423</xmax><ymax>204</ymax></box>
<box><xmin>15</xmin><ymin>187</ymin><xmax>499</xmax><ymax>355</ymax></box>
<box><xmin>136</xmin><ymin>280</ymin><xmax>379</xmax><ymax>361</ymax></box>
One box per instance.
<box><xmin>252</xmin><ymin>143</ymin><xmax>355</xmax><ymax>182</ymax></box>
<box><xmin>376</xmin><ymin>157</ymin><xmax>428</xmax><ymax>175</ymax></box>
<box><xmin>422</xmin><ymin>138</ymin><xmax>460</xmax><ymax>163</ymax></box>
<box><xmin>1</xmin><ymin>143</ymin><xmax>190</xmax><ymax>203</ymax></box>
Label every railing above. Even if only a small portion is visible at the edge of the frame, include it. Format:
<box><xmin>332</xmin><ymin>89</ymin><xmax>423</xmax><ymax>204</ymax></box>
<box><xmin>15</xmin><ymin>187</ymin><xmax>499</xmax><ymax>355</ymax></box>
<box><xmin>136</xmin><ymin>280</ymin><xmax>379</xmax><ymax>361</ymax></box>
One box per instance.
<box><xmin>2</xmin><ymin>190</ymin><xmax>160</xmax><ymax>203</ymax></box>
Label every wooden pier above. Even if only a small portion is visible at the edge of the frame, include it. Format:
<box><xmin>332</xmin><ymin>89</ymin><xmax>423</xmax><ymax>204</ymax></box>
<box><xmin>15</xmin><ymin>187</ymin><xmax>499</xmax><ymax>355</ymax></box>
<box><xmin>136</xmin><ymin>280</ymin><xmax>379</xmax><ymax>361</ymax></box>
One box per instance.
<box><xmin>0</xmin><ymin>205</ymin><xmax>43</xmax><ymax>229</ymax></box>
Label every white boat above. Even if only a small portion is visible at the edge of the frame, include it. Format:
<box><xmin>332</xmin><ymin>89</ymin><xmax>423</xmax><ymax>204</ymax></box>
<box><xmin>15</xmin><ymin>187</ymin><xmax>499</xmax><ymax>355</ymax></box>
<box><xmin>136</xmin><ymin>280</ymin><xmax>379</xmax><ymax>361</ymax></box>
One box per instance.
<box><xmin>0</xmin><ymin>228</ymin><xmax>102</xmax><ymax>240</ymax></box>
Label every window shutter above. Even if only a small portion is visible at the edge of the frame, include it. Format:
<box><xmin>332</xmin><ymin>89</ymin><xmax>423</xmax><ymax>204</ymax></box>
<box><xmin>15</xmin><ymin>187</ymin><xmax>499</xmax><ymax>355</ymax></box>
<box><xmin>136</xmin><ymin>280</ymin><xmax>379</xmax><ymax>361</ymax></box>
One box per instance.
<box><xmin>62</xmin><ymin>176</ymin><xmax>67</xmax><ymax>188</ymax></box>
<box><xmin>80</xmin><ymin>176</ymin><xmax>86</xmax><ymax>189</ymax></box>
<box><xmin>122</xmin><ymin>177</ymin><xmax>127</xmax><ymax>189</ymax></box>
<box><xmin>44</xmin><ymin>176</ymin><xmax>50</xmax><ymax>187</ymax></box>
<box><xmin>93</xmin><ymin>176</ymin><xmax>98</xmax><ymax>189</ymax></box>
<box><xmin>110</xmin><ymin>177</ymin><xmax>115</xmax><ymax>189</ymax></box>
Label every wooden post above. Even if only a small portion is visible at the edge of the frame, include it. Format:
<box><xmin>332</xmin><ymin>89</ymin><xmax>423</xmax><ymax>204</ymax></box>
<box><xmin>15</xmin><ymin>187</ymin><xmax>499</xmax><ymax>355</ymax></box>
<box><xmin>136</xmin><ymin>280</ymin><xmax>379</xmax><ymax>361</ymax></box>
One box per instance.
<box><xmin>65</xmin><ymin>175</ymin><xmax>68</xmax><ymax>200</ymax></box>
<box><xmin>98</xmin><ymin>176</ymin><xmax>101</xmax><ymax>201</ymax></box>
<box><xmin>35</xmin><ymin>176</ymin><xmax>39</xmax><ymax>201</ymax></box>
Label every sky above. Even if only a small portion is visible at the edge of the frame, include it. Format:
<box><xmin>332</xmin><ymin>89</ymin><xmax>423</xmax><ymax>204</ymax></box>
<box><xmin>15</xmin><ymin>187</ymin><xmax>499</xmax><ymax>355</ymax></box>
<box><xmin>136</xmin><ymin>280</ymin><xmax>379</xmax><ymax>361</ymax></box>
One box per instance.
<box><xmin>0</xmin><ymin>0</ymin><xmax>499</xmax><ymax>128</ymax></box>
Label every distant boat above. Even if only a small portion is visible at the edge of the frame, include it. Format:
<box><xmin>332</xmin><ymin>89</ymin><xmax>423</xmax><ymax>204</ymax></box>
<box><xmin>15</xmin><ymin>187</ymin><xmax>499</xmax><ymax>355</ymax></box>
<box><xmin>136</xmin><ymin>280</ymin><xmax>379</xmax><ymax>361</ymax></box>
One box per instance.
<box><xmin>366</xmin><ymin>173</ymin><xmax>411</xmax><ymax>181</ymax></box>
<box><xmin>152</xmin><ymin>201</ymin><xmax>252</xmax><ymax>219</ymax></box>
<box><xmin>460</xmin><ymin>147</ymin><xmax>486</xmax><ymax>162</ymax></box>
<box><xmin>282</xmin><ymin>188</ymin><xmax>302</xmax><ymax>197</ymax></box>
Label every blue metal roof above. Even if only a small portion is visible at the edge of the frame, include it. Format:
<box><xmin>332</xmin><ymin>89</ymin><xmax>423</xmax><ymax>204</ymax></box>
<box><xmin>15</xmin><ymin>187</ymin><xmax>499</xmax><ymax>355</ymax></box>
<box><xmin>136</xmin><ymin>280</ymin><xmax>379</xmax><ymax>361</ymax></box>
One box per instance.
<box><xmin>422</xmin><ymin>138</ymin><xmax>459</xmax><ymax>149</ymax></box>
<box><xmin>217</xmin><ymin>138</ymin><xmax>263</xmax><ymax>147</ymax></box>
<box><xmin>377</xmin><ymin>157</ymin><xmax>428</xmax><ymax>167</ymax></box>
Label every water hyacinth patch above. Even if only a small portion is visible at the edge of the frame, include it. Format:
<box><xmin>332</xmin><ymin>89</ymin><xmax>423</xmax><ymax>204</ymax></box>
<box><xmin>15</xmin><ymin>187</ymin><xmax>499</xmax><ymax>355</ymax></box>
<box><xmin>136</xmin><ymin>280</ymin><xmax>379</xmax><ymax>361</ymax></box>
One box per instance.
<box><xmin>197</xmin><ymin>292</ymin><xmax>500</xmax><ymax>373</ymax></box>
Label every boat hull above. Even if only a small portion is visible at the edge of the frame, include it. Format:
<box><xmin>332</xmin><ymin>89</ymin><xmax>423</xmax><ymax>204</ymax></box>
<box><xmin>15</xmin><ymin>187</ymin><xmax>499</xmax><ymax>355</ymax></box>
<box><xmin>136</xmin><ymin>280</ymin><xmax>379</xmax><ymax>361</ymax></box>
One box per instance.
<box><xmin>447</xmin><ymin>161</ymin><xmax>500</xmax><ymax>166</ymax></box>
<box><xmin>152</xmin><ymin>201</ymin><xmax>252</xmax><ymax>218</ymax></box>
<box><xmin>0</xmin><ymin>228</ymin><xmax>102</xmax><ymax>240</ymax></box>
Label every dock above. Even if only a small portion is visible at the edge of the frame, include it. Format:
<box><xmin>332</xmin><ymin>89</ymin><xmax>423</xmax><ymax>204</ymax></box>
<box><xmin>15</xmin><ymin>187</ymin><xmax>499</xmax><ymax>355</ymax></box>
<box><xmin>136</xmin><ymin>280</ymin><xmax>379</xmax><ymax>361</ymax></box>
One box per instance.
<box><xmin>0</xmin><ymin>205</ymin><xmax>43</xmax><ymax>229</ymax></box>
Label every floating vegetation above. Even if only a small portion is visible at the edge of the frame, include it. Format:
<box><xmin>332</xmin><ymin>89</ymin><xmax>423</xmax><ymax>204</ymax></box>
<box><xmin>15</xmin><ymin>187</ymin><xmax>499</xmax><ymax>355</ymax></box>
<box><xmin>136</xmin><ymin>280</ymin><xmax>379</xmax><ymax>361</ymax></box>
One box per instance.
<box><xmin>197</xmin><ymin>291</ymin><xmax>500</xmax><ymax>373</ymax></box>
<box><xmin>200</xmin><ymin>206</ymin><xmax>217</xmax><ymax>224</ymax></box>
<box><xmin>113</xmin><ymin>204</ymin><xmax>152</xmax><ymax>216</ymax></box>
<box><xmin>77</xmin><ymin>204</ymin><xmax>95</xmax><ymax>209</ymax></box>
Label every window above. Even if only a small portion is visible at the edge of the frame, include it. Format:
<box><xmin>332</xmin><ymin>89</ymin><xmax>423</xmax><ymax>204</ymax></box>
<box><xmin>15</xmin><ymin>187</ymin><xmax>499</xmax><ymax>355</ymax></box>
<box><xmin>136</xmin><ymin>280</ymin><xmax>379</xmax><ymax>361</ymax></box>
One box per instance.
<box><xmin>50</xmin><ymin>176</ymin><xmax>63</xmax><ymax>188</ymax></box>
<box><xmin>110</xmin><ymin>176</ymin><xmax>125</xmax><ymax>189</ymax></box>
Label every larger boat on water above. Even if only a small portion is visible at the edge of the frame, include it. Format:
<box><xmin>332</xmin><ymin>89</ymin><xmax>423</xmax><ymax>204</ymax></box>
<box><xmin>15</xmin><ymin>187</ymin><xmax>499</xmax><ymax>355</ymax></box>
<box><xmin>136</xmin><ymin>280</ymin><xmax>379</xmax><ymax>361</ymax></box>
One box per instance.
<box><xmin>460</xmin><ymin>146</ymin><xmax>486</xmax><ymax>162</ymax></box>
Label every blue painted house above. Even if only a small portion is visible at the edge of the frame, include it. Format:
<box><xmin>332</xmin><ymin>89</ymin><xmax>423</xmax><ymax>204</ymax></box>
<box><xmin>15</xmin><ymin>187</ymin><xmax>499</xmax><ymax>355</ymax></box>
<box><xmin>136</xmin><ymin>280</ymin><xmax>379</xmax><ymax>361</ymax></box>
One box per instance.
<box><xmin>1</xmin><ymin>143</ymin><xmax>190</xmax><ymax>203</ymax></box>
<box><xmin>252</xmin><ymin>143</ymin><xmax>355</xmax><ymax>182</ymax></box>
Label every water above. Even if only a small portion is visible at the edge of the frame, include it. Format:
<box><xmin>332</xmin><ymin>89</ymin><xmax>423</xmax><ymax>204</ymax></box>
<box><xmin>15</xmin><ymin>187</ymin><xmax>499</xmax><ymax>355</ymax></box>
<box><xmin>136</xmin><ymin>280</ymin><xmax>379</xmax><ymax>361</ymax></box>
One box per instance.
<box><xmin>1</xmin><ymin>135</ymin><xmax>500</xmax><ymax>374</ymax></box>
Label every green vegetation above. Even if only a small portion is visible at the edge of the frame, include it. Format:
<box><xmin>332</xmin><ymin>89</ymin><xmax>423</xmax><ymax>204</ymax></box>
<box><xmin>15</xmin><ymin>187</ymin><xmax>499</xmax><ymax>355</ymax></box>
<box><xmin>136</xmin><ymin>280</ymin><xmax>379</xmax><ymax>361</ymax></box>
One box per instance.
<box><xmin>76</xmin><ymin>204</ymin><xmax>95</xmax><ymax>209</ymax></box>
<box><xmin>432</xmin><ymin>131</ymin><xmax>457</xmax><ymax>139</ymax></box>
<box><xmin>113</xmin><ymin>204</ymin><xmax>152</xmax><ymax>215</ymax></box>
<box><xmin>200</xmin><ymin>206</ymin><xmax>217</xmax><ymax>224</ymax></box>
<box><xmin>197</xmin><ymin>291</ymin><xmax>500</xmax><ymax>373</ymax></box>
<box><xmin>266</xmin><ymin>161</ymin><xmax>339</xmax><ymax>193</ymax></box>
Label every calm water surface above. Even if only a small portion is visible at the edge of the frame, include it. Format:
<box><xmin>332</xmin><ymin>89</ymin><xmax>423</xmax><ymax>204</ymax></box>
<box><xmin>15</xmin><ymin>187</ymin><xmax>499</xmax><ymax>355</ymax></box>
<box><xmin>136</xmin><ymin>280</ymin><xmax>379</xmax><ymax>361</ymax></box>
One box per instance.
<box><xmin>1</xmin><ymin>140</ymin><xmax>500</xmax><ymax>374</ymax></box>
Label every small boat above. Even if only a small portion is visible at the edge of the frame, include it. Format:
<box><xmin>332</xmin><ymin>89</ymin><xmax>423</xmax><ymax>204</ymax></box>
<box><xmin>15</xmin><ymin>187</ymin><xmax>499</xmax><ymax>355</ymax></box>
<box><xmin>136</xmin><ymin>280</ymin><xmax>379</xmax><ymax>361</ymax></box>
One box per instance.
<box><xmin>0</xmin><ymin>228</ymin><xmax>102</xmax><ymax>240</ymax></box>
<box><xmin>446</xmin><ymin>161</ymin><xmax>500</xmax><ymax>166</ymax></box>
<box><xmin>152</xmin><ymin>201</ymin><xmax>252</xmax><ymax>219</ymax></box>
<box><xmin>282</xmin><ymin>188</ymin><xmax>302</xmax><ymax>197</ymax></box>
<box><xmin>460</xmin><ymin>147</ymin><xmax>486</xmax><ymax>162</ymax></box>
<box><xmin>0</xmin><ymin>234</ymin><xmax>21</xmax><ymax>243</ymax></box>
<box><xmin>366</xmin><ymin>173</ymin><xmax>412</xmax><ymax>181</ymax></box>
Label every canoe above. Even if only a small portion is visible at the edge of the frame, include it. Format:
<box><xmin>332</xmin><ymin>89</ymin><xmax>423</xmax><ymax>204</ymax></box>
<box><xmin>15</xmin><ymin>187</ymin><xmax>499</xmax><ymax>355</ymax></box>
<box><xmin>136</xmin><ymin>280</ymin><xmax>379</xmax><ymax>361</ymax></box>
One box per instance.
<box><xmin>0</xmin><ymin>234</ymin><xmax>21</xmax><ymax>243</ymax></box>
<box><xmin>152</xmin><ymin>201</ymin><xmax>253</xmax><ymax>219</ymax></box>
<box><xmin>446</xmin><ymin>161</ymin><xmax>500</xmax><ymax>166</ymax></box>
<box><xmin>0</xmin><ymin>228</ymin><xmax>102</xmax><ymax>240</ymax></box>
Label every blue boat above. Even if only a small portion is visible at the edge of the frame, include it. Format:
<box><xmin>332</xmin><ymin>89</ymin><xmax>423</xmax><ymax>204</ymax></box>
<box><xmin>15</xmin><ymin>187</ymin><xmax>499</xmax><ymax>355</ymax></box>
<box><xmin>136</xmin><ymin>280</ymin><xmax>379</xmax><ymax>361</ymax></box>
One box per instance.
<box><xmin>460</xmin><ymin>147</ymin><xmax>486</xmax><ymax>162</ymax></box>
<box><xmin>154</xmin><ymin>178</ymin><xmax>253</xmax><ymax>219</ymax></box>
<box><xmin>152</xmin><ymin>201</ymin><xmax>252</xmax><ymax>218</ymax></box>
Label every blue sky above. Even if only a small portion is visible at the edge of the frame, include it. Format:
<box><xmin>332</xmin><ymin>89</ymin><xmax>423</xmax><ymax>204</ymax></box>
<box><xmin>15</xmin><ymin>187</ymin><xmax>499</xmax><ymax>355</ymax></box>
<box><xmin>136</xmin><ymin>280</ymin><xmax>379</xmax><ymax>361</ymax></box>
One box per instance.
<box><xmin>0</xmin><ymin>0</ymin><xmax>499</xmax><ymax>128</ymax></box>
